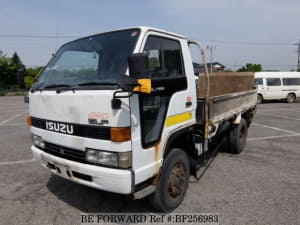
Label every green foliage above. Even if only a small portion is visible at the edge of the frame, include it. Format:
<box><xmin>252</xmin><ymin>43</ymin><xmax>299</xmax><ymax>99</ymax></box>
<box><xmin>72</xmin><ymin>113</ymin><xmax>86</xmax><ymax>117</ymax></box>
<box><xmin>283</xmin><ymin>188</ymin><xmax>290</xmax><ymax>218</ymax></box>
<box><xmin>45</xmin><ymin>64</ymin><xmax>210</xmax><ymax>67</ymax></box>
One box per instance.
<box><xmin>0</xmin><ymin>55</ymin><xmax>17</xmax><ymax>87</ymax></box>
<box><xmin>25</xmin><ymin>66</ymin><xmax>43</xmax><ymax>78</ymax></box>
<box><xmin>0</xmin><ymin>51</ymin><xmax>44</xmax><ymax>92</ymax></box>
<box><xmin>11</xmin><ymin>52</ymin><xmax>23</xmax><ymax>68</ymax></box>
<box><xmin>149</xmin><ymin>57</ymin><xmax>159</xmax><ymax>71</ymax></box>
<box><xmin>237</xmin><ymin>63</ymin><xmax>262</xmax><ymax>72</ymax></box>
<box><xmin>24</xmin><ymin>76</ymin><xmax>35</xmax><ymax>89</ymax></box>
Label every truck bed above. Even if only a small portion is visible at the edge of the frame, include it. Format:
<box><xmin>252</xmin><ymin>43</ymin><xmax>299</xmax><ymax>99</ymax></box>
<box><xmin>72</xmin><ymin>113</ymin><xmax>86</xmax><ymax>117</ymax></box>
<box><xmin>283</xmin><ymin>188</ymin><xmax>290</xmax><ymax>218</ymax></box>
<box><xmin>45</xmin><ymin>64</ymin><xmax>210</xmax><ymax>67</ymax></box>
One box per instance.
<box><xmin>196</xmin><ymin>89</ymin><xmax>257</xmax><ymax>125</ymax></box>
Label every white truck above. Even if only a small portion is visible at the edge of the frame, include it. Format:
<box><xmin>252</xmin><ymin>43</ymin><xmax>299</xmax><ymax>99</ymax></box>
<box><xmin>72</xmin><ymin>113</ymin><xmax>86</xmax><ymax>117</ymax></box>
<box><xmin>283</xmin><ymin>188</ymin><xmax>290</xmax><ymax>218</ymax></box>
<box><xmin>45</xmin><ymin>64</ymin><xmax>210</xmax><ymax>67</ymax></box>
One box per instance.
<box><xmin>23</xmin><ymin>27</ymin><xmax>257</xmax><ymax>212</ymax></box>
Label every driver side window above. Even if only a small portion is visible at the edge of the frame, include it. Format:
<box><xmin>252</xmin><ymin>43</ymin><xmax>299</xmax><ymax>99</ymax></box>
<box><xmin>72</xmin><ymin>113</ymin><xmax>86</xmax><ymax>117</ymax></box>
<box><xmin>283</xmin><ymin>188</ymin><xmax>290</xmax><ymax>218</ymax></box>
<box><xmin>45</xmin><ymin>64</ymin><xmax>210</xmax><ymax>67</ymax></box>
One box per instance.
<box><xmin>143</xmin><ymin>35</ymin><xmax>185</xmax><ymax>79</ymax></box>
<box><xmin>143</xmin><ymin>36</ymin><xmax>163</xmax><ymax>78</ymax></box>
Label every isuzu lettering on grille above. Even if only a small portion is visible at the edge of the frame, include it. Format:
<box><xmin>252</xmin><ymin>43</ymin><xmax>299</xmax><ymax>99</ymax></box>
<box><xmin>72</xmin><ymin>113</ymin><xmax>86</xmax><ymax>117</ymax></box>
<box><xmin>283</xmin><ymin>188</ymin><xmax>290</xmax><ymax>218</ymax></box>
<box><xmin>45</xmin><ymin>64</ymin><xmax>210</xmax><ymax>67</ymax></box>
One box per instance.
<box><xmin>45</xmin><ymin>121</ymin><xmax>74</xmax><ymax>134</ymax></box>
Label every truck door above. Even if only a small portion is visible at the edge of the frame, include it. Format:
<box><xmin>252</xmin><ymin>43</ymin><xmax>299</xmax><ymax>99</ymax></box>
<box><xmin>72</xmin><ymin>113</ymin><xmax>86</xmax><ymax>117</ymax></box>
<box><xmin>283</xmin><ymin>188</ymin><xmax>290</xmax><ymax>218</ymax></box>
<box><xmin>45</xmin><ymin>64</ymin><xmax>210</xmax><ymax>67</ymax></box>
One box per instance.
<box><xmin>130</xmin><ymin>34</ymin><xmax>194</xmax><ymax>184</ymax></box>
<box><xmin>139</xmin><ymin>35</ymin><xmax>188</xmax><ymax>148</ymax></box>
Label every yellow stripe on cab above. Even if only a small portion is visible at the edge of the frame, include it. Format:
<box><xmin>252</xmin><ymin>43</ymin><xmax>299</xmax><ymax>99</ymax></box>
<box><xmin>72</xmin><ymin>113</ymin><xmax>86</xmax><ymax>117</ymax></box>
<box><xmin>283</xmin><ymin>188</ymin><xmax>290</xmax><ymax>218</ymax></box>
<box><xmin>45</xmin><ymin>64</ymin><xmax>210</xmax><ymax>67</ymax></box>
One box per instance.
<box><xmin>165</xmin><ymin>112</ymin><xmax>192</xmax><ymax>127</ymax></box>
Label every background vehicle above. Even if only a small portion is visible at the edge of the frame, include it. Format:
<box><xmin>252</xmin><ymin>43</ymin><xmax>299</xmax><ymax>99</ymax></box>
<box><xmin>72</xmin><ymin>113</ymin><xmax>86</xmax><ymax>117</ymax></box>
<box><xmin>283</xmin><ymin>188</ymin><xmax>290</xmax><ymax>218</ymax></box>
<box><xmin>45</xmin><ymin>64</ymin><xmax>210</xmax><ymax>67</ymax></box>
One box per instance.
<box><xmin>255</xmin><ymin>72</ymin><xmax>300</xmax><ymax>103</ymax></box>
<box><xmin>23</xmin><ymin>27</ymin><xmax>257</xmax><ymax>212</ymax></box>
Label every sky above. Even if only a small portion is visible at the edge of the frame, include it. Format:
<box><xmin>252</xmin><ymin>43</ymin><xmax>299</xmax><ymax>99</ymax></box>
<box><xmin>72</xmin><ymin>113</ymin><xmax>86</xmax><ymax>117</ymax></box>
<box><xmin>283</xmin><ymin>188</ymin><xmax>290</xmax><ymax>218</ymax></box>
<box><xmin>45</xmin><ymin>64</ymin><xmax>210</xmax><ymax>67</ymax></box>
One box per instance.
<box><xmin>0</xmin><ymin>0</ymin><xmax>299</xmax><ymax>71</ymax></box>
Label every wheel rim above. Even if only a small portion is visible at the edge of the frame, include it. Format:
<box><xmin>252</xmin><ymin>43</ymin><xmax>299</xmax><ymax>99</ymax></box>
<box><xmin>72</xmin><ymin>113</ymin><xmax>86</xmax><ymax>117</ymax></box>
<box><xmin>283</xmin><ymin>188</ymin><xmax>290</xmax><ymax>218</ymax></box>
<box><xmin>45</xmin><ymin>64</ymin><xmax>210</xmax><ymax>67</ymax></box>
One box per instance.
<box><xmin>287</xmin><ymin>95</ymin><xmax>294</xmax><ymax>103</ymax></box>
<box><xmin>168</xmin><ymin>163</ymin><xmax>186</xmax><ymax>199</ymax></box>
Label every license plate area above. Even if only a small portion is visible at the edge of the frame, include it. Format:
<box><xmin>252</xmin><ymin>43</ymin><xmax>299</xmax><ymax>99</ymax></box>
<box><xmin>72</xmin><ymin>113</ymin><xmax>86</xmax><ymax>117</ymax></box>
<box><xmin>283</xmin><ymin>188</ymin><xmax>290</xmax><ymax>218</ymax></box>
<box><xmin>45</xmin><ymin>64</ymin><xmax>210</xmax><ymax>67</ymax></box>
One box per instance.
<box><xmin>41</xmin><ymin>154</ymin><xmax>72</xmax><ymax>179</ymax></box>
<box><xmin>54</xmin><ymin>162</ymin><xmax>72</xmax><ymax>178</ymax></box>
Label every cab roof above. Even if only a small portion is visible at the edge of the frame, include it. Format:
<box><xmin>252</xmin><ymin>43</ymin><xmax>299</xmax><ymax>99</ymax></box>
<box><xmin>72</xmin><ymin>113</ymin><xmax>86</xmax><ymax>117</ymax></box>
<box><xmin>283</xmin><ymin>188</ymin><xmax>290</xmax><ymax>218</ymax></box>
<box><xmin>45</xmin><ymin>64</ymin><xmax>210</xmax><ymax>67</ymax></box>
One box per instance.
<box><xmin>77</xmin><ymin>26</ymin><xmax>186</xmax><ymax>42</ymax></box>
<box><xmin>58</xmin><ymin>26</ymin><xmax>187</xmax><ymax>50</ymax></box>
<box><xmin>135</xmin><ymin>26</ymin><xmax>186</xmax><ymax>39</ymax></box>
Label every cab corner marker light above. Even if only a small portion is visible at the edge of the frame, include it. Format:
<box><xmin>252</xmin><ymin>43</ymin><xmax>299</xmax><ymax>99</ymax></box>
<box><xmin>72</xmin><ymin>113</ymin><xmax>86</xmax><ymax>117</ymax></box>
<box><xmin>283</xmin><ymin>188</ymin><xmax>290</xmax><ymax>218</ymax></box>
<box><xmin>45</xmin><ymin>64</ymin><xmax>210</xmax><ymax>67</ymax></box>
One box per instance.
<box><xmin>110</xmin><ymin>127</ymin><xmax>131</xmax><ymax>142</ymax></box>
<box><xmin>27</xmin><ymin>116</ymin><xmax>32</xmax><ymax>126</ymax></box>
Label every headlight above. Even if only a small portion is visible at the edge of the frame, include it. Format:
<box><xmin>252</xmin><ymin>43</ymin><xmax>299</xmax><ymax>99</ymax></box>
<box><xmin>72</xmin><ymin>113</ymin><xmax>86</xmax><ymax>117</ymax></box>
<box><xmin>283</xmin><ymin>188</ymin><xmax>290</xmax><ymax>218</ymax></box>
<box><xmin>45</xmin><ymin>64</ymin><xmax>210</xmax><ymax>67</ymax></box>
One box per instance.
<box><xmin>86</xmin><ymin>149</ymin><xmax>132</xmax><ymax>168</ymax></box>
<box><xmin>32</xmin><ymin>134</ymin><xmax>45</xmax><ymax>149</ymax></box>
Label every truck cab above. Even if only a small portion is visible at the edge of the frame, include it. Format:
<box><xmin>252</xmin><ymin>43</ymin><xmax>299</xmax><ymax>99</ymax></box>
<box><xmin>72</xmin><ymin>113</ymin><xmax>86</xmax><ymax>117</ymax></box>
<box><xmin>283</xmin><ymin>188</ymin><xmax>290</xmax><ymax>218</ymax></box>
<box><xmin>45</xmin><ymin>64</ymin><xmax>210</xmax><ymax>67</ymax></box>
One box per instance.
<box><xmin>27</xmin><ymin>27</ymin><xmax>256</xmax><ymax>212</ymax></box>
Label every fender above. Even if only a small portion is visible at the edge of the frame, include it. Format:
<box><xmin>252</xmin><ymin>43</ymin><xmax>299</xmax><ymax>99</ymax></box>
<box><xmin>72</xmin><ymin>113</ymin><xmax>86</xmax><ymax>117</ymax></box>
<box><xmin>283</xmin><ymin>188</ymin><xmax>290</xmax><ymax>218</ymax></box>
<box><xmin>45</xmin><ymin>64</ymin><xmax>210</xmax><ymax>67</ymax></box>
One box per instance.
<box><xmin>163</xmin><ymin>126</ymin><xmax>194</xmax><ymax>158</ymax></box>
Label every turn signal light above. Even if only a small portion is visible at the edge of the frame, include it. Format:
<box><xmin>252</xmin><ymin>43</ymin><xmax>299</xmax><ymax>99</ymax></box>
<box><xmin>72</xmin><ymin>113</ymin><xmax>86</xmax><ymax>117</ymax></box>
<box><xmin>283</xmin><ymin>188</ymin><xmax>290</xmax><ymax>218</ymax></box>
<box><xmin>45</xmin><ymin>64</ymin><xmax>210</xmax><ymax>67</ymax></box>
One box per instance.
<box><xmin>27</xmin><ymin>116</ymin><xmax>32</xmax><ymax>126</ymax></box>
<box><xmin>110</xmin><ymin>127</ymin><xmax>131</xmax><ymax>142</ymax></box>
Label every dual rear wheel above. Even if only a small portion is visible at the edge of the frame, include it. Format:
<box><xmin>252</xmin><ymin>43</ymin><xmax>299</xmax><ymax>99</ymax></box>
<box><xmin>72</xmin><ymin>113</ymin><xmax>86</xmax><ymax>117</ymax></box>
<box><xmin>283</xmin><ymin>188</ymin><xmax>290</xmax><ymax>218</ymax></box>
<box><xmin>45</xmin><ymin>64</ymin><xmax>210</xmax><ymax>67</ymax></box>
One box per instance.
<box><xmin>228</xmin><ymin>118</ymin><xmax>248</xmax><ymax>154</ymax></box>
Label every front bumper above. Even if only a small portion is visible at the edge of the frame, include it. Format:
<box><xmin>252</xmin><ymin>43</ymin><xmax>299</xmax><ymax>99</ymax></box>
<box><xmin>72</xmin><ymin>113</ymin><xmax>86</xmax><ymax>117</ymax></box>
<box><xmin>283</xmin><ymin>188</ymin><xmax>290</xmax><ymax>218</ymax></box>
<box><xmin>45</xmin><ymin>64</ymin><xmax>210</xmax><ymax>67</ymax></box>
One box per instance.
<box><xmin>31</xmin><ymin>145</ymin><xmax>132</xmax><ymax>194</ymax></box>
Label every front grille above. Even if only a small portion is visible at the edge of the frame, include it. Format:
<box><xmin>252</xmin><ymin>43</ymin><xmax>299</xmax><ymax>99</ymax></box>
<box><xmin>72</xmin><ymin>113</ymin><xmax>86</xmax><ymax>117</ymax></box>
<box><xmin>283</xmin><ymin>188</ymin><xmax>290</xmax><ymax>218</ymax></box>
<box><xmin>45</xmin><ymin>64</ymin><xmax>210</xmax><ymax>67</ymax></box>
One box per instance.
<box><xmin>31</xmin><ymin>117</ymin><xmax>111</xmax><ymax>140</ymax></box>
<box><xmin>43</xmin><ymin>142</ymin><xmax>86</xmax><ymax>164</ymax></box>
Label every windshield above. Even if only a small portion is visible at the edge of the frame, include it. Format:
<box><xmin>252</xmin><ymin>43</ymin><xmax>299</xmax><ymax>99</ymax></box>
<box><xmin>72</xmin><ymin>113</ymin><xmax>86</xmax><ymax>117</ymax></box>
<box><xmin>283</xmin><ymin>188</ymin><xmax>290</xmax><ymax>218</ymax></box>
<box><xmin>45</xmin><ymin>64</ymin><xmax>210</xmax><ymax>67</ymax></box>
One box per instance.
<box><xmin>33</xmin><ymin>29</ymin><xmax>140</xmax><ymax>90</ymax></box>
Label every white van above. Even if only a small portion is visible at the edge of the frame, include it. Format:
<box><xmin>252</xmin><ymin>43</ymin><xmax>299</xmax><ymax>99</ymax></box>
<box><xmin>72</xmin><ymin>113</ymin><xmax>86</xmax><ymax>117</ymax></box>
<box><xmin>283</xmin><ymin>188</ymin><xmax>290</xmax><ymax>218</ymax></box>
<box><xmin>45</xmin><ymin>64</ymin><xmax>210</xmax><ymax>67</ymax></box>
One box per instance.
<box><xmin>255</xmin><ymin>72</ymin><xmax>300</xmax><ymax>103</ymax></box>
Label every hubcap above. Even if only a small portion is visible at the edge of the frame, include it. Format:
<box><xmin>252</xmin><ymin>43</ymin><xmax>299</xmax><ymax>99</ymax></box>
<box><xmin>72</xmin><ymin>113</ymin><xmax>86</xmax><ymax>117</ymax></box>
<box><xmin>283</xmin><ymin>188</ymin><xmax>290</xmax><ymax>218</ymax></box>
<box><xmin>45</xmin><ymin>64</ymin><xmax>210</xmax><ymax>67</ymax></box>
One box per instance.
<box><xmin>168</xmin><ymin>163</ymin><xmax>186</xmax><ymax>198</ymax></box>
<box><xmin>287</xmin><ymin>95</ymin><xmax>294</xmax><ymax>102</ymax></box>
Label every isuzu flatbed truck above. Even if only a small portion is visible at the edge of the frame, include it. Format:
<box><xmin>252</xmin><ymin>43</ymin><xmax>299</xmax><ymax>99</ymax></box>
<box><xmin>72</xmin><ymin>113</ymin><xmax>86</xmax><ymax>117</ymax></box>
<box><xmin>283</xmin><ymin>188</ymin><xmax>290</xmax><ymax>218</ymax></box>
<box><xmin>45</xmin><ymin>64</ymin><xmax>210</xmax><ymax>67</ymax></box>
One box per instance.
<box><xmin>23</xmin><ymin>27</ymin><xmax>257</xmax><ymax>212</ymax></box>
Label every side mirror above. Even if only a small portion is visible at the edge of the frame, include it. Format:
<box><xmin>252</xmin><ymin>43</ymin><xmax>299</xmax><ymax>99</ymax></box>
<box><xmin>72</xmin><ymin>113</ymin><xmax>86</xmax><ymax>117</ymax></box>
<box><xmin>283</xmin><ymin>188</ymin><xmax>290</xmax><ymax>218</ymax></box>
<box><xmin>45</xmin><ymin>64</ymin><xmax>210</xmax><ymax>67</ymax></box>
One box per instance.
<box><xmin>17</xmin><ymin>68</ymin><xmax>25</xmax><ymax>89</ymax></box>
<box><xmin>117</xmin><ymin>74</ymin><xmax>139</xmax><ymax>92</ymax></box>
<box><xmin>128</xmin><ymin>53</ymin><xmax>149</xmax><ymax>79</ymax></box>
<box><xmin>116</xmin><ymin>53</ymin><xmax>152</xmax><ymax>95</ymax></box>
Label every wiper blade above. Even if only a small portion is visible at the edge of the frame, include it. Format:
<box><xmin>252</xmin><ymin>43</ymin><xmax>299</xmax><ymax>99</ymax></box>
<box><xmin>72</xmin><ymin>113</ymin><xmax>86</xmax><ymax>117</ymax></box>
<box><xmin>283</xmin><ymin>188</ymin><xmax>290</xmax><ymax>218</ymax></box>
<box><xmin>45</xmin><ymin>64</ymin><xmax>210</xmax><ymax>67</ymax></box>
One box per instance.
<box><xmin>56</xmin><ymin>86</ymin><xmax>77</xmax><ymax>94</ymax></box>
<box><xmin>32</xmin><ymin>82</ymin><xmax>117</xmax><ymax>93</ymax></box>
<box><xmin>31</xmin><ymin>87</ymin><xmax>43</xmax><ymax>93</ymax></box>
<box><xmin>77</xmin><ymin>81</ymin><xmax>117</xmax><ymax>86</ymax></box>
<box><xmin>31</xmin><ymin>84</ymin><xmax>71</xmax><ymax>93</ymax></box>
<box><xmin>44</xmin><ymin>84</ymin><xmax>71</xmax><ymax>89</ymax></box>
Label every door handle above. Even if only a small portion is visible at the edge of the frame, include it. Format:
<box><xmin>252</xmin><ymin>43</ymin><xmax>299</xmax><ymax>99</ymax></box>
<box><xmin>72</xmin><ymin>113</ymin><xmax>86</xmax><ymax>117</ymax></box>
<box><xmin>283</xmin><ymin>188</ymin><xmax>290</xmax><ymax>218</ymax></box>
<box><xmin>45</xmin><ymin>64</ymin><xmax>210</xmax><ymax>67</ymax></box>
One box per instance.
<box><xmin>186</xmin><ymin>102</ymin><xmax>192</xmax><ymax>107</ymax></box>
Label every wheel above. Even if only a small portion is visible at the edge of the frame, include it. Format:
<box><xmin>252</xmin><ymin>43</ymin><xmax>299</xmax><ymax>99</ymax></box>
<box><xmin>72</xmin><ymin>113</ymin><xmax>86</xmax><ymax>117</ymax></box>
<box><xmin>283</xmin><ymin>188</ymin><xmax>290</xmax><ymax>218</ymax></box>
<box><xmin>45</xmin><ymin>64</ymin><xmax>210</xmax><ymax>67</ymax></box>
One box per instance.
<box><xmin>228</xmin><ymin>118</ymin><xmax>248</xmax><ymax>154</ymax></box>
<box><xmin>257</xmin><ymin>94</ymin><xmax>263</xmax><ymax>104</ymax></box>
<box><xmin>150</xmin><ymin>148</ymin><xmax>190</xmax><ymax>212</ymax></box>
<box><xmin>286</xmin><ymin>93</ymin><xmax>296</xmax><ymax>103</ymax></box>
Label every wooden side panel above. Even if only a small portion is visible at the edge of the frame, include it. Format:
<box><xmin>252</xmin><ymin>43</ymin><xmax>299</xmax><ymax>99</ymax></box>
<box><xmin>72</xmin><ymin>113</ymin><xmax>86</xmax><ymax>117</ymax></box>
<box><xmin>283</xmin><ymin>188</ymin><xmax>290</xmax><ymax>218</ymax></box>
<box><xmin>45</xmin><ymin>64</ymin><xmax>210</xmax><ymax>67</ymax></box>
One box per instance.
<box><xmin>197</xmin><ymin>72</ymin><xmax>255</xmax><ymax>97</ymax></box>
<box><xmin>196</xmin><ymin>90</ymin><xmax>257</xmax><ymax>125</ymax></box>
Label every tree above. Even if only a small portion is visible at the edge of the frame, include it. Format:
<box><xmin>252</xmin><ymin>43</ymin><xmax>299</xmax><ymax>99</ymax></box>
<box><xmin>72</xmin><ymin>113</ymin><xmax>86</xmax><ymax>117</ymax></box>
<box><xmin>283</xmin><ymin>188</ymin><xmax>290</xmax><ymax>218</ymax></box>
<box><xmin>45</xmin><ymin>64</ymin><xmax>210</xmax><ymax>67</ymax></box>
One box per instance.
<box><xmin>0</xmin><ymin>55</ymin><xmax>14</xmax><ymax>87</ymax></box>
<box><xmin>0</xmin><ymin>52</ymin><xmax>26</xmax><ymax>89</ymax></box>
<box><xmin>25</xmin><ymin>66</ymin><xmax>43</xmax><ymax>78</ymax></box>
<box><xmin>237</xmin><ymin>63</ymin><xmax>262</xmax><ymax>72</ymax></box>
<box><xmin>11</xmin><ymin>52</ymin><xmax>23</xmax><ymax>68</ymax></box>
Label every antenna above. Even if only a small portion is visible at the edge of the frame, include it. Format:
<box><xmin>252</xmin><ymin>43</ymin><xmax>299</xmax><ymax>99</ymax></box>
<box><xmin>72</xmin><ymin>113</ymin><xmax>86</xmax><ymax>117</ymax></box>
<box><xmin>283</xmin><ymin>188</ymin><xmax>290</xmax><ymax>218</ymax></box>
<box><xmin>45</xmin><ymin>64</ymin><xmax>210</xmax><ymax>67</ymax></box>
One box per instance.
<box><xmin>297</xmin><ymin>40</ymin><xmax>300</xmax><ymax>71</ymax></box>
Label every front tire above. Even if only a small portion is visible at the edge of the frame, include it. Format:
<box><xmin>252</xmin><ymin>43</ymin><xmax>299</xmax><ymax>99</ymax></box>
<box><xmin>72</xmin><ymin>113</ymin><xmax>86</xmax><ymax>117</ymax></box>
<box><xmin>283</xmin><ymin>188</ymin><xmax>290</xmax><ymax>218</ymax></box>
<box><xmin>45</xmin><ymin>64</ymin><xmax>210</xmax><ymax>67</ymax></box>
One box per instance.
<box><xmin>228</xmin><ymin>118</ymin><xmax>248</xmax><ymax>154</ymax></box>
<box><xmin>150</xmin><ymin>148</ymin><xmax>190</xmax><ymax>212</ymax></box>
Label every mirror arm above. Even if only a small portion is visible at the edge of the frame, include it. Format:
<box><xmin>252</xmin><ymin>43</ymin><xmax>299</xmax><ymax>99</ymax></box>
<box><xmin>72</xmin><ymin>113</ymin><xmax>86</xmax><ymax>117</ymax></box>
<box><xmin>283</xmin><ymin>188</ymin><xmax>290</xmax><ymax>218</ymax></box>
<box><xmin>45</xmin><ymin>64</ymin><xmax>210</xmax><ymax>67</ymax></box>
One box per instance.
<box><xmin>113</xmin><ymin>90</ymin><xmax>134</xmax><ymax>99</ymax></box>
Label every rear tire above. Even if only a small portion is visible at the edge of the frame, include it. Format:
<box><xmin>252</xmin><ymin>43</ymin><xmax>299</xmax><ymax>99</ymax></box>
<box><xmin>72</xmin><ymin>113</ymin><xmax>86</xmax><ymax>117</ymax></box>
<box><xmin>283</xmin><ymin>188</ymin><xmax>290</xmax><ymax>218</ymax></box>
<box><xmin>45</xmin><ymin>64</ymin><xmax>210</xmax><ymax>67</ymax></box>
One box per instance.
<box><xmin>150</xmin><ymin>148</ymin><xmax>190</xmax><ymax>212</ymax></box>
<box><xmin>286</xmin><ymin>93</ymin><xmax>296</xmax><ymax>103</ymax></box>
<box><xmin>228</xmin><ymin>118</ymin><xmax>248</xmax><ymax>154</ymax></box>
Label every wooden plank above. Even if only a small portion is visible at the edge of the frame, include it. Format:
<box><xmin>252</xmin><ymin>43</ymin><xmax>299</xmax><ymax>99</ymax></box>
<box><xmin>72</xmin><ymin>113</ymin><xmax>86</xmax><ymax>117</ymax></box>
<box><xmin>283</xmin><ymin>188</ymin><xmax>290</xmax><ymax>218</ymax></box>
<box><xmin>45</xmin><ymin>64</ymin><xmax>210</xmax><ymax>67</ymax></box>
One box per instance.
<box><xmin>197</xmin><ymin>72</ymin><xmax>255</xmax><ymax>97</ymax></box>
